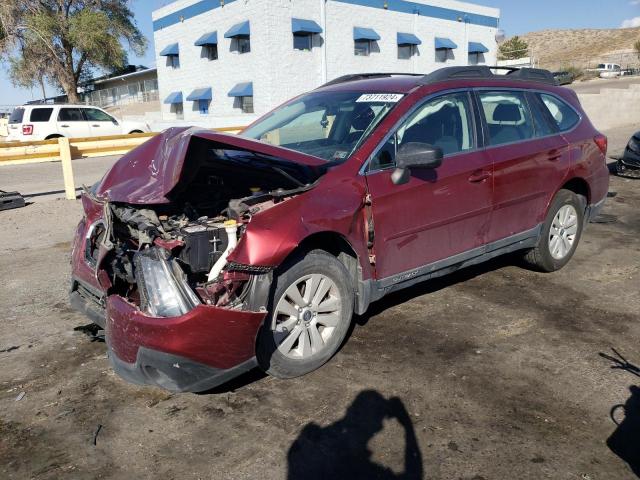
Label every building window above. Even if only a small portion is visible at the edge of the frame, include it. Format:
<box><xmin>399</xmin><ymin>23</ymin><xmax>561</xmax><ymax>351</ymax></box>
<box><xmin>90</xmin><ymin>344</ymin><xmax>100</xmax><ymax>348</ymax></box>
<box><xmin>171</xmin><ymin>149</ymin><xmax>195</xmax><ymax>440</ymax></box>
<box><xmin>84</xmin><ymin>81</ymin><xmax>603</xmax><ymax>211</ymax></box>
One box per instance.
<box><xmin>171</xmin><ymin>102</ymin><xmax>184</xmax><ymax>120</ymax></box>
<box><xmin>398</xmin><ymin>45</ymin><xmax>414</xmax><ymax>60</ymax></box>
<box><xmin>436</xmin><ymin>49</ymin><xmax>450</xmax><ymax>63</ymax></box>
<box><xmin>206</xmin><ymin>45</ymin><xmax>218</xmax><ymax>60</ymax></box>
<box><xmin>354</xmin><ymin>40</ymin><xmax>370</xmax><ymax>56</ymax></box>
<box><xmin>198</xmin><ymin>99</ymin><xmax>210</xmax><ymax>115</ymax></box>
<box><xmin>169</xmin><ymin>55</ymin><xmax>180</xmax><ymax>68</ymax></box>
<box><xmin>241</xmin><ymin>96</ymin><xmax>254</xmax><ymax>113</ymax></box>
<box><xmin>293</xmin><ymin>33</ymin><xmax>312</xmax><ymax>51</ymax></box>
<box><xmin>237</xmin><ymin>37</ymin><xmax>250</xmax><ymax>54</ymax></box>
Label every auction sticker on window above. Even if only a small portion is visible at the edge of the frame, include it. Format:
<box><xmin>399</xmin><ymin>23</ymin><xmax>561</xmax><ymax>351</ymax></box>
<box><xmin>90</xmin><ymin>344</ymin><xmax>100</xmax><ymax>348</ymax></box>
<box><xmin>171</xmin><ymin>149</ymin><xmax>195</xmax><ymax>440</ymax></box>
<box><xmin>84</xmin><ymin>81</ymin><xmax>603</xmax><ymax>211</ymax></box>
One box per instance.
<box><xmin>356</xmin><ymin>93</ymin><xmax>404</xmax><ymax>103</ymax></box>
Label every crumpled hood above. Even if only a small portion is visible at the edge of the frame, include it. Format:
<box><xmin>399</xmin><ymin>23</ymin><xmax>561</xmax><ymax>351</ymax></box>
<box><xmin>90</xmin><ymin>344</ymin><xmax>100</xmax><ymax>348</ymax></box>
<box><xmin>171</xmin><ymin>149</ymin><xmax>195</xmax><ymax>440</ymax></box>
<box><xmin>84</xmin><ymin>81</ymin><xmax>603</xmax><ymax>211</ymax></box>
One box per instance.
<box><xmin>95</xmin><ymin>127</ymin><xmax>326</xmax><ymax>204</ymax></box>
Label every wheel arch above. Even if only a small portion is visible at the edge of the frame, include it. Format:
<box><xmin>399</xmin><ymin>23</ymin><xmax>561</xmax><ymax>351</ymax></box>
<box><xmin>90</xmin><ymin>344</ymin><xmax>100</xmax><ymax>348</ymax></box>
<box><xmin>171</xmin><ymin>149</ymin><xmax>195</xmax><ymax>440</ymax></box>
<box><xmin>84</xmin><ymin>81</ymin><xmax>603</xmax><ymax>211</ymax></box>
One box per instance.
<box><xmin>45</xmin><ymin>134</ymin><xmax>63</xmax><ymax>140</ymax></box>
<box><xmin>277</xmin><ymin>231</ymin><xmax>369</xmax><ymax>315</ymax></box>
<box><xmin>561</xmin><ymin>176</ymin><xmax>591</xmax><ymax>205</ymax></box>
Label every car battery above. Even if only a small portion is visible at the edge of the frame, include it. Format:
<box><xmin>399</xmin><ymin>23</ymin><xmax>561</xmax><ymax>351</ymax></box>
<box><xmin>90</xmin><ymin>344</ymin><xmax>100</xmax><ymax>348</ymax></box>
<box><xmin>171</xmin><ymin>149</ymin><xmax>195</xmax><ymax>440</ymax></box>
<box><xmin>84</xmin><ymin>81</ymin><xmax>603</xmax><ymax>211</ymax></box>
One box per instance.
<box><xmin>178</xmin><ymin>221</ymin><xmax>229</xmax><ymax>273</ymax></box>
<box><xmin>0</xmin><ymin>191</ymin><xmax>26</xmax><ymax>211</ymax></box>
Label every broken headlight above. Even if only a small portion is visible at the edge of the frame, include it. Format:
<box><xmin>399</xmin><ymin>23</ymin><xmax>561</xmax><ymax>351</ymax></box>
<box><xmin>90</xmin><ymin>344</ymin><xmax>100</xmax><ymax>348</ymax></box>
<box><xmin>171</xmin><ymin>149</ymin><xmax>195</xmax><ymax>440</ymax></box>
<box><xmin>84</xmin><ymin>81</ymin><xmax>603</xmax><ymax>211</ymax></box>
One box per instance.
<box><xmin>134</xmin><ymin>248</ymin><xmax>200</xmax><ymax>318</ymax></box>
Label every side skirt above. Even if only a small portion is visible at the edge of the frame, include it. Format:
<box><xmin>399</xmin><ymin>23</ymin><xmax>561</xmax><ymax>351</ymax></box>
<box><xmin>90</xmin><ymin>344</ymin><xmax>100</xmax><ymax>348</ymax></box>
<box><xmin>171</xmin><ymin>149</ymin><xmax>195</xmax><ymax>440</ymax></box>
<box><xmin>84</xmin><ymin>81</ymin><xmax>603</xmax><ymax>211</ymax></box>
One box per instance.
<box><xmin>358</xmin><ymin>225</ymin><xmax>542</xmax><ymax>312</ymax></box>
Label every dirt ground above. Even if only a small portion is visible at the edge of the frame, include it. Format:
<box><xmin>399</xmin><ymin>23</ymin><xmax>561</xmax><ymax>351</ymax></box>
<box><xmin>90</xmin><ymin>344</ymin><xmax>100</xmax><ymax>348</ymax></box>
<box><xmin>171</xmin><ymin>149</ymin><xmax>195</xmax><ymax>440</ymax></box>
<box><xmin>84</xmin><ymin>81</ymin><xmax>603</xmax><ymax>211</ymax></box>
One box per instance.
<box><xmin>0</xmin><ymin>126</ymin><xmax>639</xmax><ymax>480</ymax></box>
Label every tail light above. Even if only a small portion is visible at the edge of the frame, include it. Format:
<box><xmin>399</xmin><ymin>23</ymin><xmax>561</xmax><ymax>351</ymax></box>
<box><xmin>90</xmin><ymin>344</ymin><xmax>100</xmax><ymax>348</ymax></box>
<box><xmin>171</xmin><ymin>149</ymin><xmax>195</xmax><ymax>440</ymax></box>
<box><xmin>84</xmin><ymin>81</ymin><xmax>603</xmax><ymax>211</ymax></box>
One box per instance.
<box><xmin>22</xmin><ymin>124</ymin><xmax>34</xmax><ymax>135</ymax></box>
<box><xmin>594</xmin><ymin>134</ymin><xmax>608</xmax><ymax>156</ymax></box>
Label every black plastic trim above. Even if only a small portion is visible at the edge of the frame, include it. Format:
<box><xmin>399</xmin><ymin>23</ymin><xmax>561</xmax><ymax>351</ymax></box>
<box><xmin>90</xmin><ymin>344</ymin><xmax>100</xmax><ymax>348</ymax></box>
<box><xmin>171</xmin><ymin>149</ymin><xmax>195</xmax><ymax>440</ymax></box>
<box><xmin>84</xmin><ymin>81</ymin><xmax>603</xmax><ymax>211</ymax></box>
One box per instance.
<box><xmin>107</xmin><ymin>340</ymin><xmax>258</xmax><ymax>393</ymax></box>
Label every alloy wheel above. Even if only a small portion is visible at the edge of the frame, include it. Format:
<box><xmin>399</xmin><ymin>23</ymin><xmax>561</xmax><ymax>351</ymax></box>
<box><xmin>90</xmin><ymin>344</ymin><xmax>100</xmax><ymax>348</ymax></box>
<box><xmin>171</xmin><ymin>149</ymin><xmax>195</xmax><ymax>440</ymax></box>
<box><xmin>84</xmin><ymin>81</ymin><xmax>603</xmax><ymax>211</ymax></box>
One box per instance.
<box><xmin>272</xmin><ymin>274</ymin><xmax>342</xmax><ymax>359</ymax></box>
<box><xmin>548</xmin><ymin>204</ymin><xmax>579</xmax><ymax>260</ymax></box>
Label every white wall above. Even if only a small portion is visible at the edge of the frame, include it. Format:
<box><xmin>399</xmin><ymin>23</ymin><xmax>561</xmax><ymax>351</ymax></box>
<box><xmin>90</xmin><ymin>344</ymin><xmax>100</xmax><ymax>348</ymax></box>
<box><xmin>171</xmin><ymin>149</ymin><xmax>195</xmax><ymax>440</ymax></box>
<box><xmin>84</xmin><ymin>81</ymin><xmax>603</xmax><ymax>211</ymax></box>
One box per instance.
<box><xmin>153</xmin><ymin>0</ymin><xmax>499</xmax><ymax>123</ymax></box>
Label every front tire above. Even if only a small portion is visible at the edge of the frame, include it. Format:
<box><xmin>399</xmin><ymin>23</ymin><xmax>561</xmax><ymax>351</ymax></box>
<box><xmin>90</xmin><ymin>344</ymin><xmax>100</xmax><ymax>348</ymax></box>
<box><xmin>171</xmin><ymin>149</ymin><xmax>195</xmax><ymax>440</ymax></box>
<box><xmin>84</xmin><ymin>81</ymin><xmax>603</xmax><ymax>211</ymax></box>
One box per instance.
<box><xmin>523</xmin><ymin>189</ymin><xmax>584</xmax><ymax>272</ymax></box>
<box><xmin>257</xmin><ymin>251</ymin><xmax>353</xmax><ymax>379</ymax></box>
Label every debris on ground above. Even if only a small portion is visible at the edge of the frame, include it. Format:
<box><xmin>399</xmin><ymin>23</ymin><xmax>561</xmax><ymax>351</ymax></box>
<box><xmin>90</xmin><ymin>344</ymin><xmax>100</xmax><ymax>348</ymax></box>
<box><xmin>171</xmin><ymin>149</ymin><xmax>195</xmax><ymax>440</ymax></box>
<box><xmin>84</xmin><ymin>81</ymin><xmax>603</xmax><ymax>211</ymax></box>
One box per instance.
<box><xmin>93</xmin><ymin>424</ymin><xmax>103</xmax><ymax>446</ymax></box>
<box><xmin>15</xmin><ymin>391</ymin><xmax>26</xmax><ymax>401</ymax></box>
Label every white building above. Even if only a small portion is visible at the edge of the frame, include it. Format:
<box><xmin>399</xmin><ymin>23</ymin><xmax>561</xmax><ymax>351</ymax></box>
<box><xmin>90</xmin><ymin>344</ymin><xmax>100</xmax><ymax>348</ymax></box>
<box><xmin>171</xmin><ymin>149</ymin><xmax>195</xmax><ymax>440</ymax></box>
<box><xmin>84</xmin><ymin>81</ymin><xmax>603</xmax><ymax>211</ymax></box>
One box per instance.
<box><xmin>152</xmin><ymin>0</ymin><xmax>500</xmax><ymax>124</ymax></box>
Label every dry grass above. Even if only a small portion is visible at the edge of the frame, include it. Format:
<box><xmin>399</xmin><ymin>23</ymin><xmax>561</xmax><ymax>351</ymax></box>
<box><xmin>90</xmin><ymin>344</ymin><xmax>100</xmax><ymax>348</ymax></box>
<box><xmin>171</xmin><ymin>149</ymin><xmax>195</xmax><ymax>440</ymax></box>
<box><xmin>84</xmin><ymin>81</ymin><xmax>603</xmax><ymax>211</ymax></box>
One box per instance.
<box><xmin>505</xmin><ymin>27</ymin><xmax>640</xmax><ymax>70</ymax></box>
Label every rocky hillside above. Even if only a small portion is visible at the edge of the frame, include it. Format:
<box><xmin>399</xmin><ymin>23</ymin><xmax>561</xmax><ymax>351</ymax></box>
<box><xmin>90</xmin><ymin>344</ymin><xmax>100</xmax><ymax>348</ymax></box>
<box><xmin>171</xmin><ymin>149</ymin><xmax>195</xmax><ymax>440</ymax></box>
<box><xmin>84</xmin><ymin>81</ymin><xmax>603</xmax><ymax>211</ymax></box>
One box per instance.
<box><xmin>505</xmin><ymin>27</ymin><xmax>640</xmax><ymax>70</ymax></box>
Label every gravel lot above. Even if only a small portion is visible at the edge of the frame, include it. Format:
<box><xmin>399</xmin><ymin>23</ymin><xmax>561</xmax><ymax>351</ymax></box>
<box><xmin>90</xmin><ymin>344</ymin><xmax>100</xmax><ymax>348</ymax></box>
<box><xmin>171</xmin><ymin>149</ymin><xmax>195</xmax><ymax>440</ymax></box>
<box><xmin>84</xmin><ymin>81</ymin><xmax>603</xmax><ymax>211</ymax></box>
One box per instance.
<box><xmin>0</xmin><ymin>126</ymin><xmax>639</xmax><ymax>480</ymax></box>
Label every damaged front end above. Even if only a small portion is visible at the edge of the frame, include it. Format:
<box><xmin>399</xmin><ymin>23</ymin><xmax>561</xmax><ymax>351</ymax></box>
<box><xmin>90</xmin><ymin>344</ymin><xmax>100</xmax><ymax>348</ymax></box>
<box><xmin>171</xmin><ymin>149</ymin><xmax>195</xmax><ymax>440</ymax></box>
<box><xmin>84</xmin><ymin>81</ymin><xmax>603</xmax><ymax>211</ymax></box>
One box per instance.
<box><xmin>74</xmin><ymin>129</ymin><xmax>327</xmax><ymax>391</ymax></box>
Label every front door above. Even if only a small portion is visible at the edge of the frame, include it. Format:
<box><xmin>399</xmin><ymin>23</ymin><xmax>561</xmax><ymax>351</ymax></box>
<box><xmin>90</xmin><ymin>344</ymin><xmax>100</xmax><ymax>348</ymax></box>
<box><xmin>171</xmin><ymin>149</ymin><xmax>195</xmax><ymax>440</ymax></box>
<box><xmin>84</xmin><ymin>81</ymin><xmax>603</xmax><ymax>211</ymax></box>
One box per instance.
<box><xmin>83</xmin><ymin>108</ymin><xmax>122</xmax><ymax>136</ymax></box>
<box><xmin>364</xmin><ymin>91</ymin><xmax>493</xmax><ymax>280</ymax></box>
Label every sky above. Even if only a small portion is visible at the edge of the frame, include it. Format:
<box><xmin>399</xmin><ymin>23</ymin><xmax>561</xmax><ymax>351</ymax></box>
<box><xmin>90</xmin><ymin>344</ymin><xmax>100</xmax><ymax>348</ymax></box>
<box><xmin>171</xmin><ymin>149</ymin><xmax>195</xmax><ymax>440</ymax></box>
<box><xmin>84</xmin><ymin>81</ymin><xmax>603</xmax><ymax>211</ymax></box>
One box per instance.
<box><xmin>1</xmin><ymin>0</ymin><xmax>639</xmax><ymax>106</ymax></box>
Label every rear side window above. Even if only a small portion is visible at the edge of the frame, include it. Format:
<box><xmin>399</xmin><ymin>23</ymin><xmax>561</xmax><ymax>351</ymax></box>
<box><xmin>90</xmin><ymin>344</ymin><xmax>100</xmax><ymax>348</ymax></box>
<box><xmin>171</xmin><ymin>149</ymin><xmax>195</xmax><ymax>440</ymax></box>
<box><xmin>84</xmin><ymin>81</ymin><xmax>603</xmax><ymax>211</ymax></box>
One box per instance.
<box><xmin>479</xmin><ymin>91</ymin><xmax>534</xmax><ymax>146</ymax></box>
<box><xmin>29</xmin><ymin>108</ymin><xmax>54</xmax><ymax>122</ymax></box>
<box><xmin>58</xmin><ymin>108</ymin><xmax>85</xmax><ymax>122</ymax></box>
<box><xmin>539</xmin><ymin>94</ymin><xmax>580</xmax><ymax>132</ymax></box>
<box><xmin>9</xmin><ymin>108</ymin><xmax>25</xmax><ymax>124</ymax></box>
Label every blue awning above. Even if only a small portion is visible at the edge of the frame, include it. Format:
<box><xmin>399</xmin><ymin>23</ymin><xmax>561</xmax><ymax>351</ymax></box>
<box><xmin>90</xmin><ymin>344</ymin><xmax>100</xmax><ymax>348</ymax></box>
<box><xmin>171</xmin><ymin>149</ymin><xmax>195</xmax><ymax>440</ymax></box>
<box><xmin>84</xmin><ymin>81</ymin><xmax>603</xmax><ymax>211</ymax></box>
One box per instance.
<box><xmin>228</xmin><ymin>82</ymin><xmax>253</xmax><ymax>97</ymax></box>
<box><xmin>186</xmin><ymin>88</ymin><xmax>212</xmax><ymax>101</ymax></box>
<box><xmin>164</xmin><ymin>91</ymin><xmax>183</xmax><ymax>104</ymax></box>
<box><xmin>159</xmin><ymin>43</ymin><xmax>179</xmax><ymax>56</ymax></box>
<box><xmin>292</xmin><ymin>18</ymin><xmax>323</xmax><ymax>34</ymax></box>
<box><xmin>195</xmin><ymin>31</ymin><xmax>218</xmax><ymax>46</ymax></box>
<box><xmin>353</xmin><ymin>27</ymin><xmax>380</xmax><ymax>41</ymax></box>
<box><xmin>468</xmin><ymin>41</ymin><xmax>489</xmax><ymax>54</ymax></box>
<box><xmin>397</xmin><ymin>32</ymin><xmax>422</xmax><ymax>46</ymax></box>
<box><xmin>225</xmin><ymin>21</ymin><xmax>250</xmax><ymax>38</ymax></box>
<box><xmin>435</xmin><ymin>37</ymin><xmax>458</xmax><ymax>50</ymax></box>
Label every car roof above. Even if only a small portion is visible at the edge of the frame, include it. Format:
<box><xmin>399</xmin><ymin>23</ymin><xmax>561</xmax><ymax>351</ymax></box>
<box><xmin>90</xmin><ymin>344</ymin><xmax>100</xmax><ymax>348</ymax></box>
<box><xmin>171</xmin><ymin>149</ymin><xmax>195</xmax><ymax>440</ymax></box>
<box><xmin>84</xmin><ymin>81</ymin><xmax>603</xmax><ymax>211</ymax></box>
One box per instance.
<box><xmin>20</xmin><ymin>104</ymin><xmax>98</xmax><ymax>108</ymax></box>
<box><xmin>316</xmin><ymin>67</ymin><xmax>560</xmax><ymax>94</ymax></box>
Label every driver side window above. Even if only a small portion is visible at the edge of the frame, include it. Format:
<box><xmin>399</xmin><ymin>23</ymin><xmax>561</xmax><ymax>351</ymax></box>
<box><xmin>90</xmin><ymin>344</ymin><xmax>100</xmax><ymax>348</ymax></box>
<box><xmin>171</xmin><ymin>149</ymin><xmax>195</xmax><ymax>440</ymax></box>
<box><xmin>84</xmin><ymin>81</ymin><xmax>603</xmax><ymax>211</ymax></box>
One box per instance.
<box><xmin>369</xmin><ymin>92</ymin><xmax>474</xmax><ymax>171</ymax></box>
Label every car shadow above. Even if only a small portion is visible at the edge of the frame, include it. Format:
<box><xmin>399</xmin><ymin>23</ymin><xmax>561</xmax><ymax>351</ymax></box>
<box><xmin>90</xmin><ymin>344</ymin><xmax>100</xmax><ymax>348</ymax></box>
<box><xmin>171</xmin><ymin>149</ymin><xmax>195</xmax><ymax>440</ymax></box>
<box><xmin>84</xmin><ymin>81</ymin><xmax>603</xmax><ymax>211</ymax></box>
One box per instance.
<box><xmin>355</xmin><ymin>252</ymin><xmax>521</xmax><ymax>327</ymax></box>
<box><xmin>600</xmin><ymin>348</ymin><xmax>640</xmax><ymax>478</ymax></box>
<box><xmin>287</xmin><ymin>390</ymin><xmax>422</xmax><ymax>480</ymax></box>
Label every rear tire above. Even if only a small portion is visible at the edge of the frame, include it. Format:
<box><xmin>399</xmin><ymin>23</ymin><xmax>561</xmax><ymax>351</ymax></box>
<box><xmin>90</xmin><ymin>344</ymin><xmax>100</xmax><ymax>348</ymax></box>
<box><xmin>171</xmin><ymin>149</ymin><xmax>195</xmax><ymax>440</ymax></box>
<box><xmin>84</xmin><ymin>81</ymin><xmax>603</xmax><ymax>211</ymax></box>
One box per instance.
<box><xmin>257</xmin><ymin>251</ymin><xmax>353</xmax><ymax>379</ymax></box>
<box><xmin>128</xmin><ymin>130</ymin><xmax>143</xmax><ymax>134</ymax></box>
<box><xmin>523</xmin><ymin>189</ymin><xmax>584</xmax><ymax>272</ymax></box>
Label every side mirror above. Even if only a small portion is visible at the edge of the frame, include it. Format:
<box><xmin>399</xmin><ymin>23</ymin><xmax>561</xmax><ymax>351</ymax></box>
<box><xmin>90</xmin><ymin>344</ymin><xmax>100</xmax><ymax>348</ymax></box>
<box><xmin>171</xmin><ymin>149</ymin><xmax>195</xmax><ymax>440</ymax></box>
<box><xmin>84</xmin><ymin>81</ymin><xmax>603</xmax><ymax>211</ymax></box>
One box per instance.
<box><xmin>391</xmin><ymin>142</ymin><xmax>443</xmax><ymax>185</ymax></box>
<box><xmin>112</xmin><ymin>119</ymin><xmax>119</xmax><ymax>126</ymax></box>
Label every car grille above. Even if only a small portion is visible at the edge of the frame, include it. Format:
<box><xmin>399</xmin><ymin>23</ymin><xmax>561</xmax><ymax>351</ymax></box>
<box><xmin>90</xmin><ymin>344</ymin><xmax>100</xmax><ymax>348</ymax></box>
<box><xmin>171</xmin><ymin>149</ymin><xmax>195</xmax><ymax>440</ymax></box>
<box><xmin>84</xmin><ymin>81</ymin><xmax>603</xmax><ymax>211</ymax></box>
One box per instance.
<box><xmin>75</xmin><ymin>280</ymin><xmax>105</xmax><ymax>311</ymax></box>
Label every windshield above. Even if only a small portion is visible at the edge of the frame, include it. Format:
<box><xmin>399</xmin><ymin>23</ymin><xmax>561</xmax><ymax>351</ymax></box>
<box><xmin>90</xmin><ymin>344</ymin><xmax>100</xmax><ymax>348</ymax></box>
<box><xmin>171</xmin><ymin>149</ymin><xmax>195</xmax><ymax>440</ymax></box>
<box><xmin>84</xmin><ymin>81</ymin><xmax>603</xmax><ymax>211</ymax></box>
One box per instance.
<box><xmin>242</xmin><ymin>91</ymin><xmax>404</xmax><ymax>162</ymax></box>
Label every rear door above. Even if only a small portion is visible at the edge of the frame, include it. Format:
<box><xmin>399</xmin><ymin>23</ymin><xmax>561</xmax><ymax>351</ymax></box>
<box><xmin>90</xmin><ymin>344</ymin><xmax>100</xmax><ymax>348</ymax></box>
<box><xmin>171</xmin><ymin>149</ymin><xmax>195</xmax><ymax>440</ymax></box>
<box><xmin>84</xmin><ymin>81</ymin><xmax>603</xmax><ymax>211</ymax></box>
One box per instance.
<box><xmin>476</xmin><ymin>89</ymin><xmax>570</xmax><ymax>243</ymax></box>
<box><xmin>57</xmin><ymin>107</ymin><xmax>91</xmax><ymax>138</ymax></box>
<box><xmin>82</xmin><ymin>108</ymin><xmax>122</xmax><ymax>137</ymax></box>
<box><xmin>364</xmin><ymin>91</ymin><xmax>493</xmax><ymax>279</ymax></box>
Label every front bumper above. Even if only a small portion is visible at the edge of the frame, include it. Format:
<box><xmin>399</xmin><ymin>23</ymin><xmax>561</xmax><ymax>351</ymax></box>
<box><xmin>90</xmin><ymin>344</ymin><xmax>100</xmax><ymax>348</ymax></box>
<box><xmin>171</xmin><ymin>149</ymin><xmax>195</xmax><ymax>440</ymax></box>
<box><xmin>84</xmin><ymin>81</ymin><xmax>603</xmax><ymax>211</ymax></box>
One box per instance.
<box><xmin>105</xmin><ymin>295</ymin><xmax>266</xmax><ymax>392</ymax></box>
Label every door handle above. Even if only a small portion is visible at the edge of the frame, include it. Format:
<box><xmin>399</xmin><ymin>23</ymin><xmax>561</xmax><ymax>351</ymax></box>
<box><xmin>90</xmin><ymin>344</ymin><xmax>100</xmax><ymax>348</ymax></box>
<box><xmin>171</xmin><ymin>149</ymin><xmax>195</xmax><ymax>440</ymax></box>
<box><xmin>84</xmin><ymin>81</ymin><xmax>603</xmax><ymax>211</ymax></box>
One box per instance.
<box><xmin>92</xmin><ymin>124</ymin><xmax>100</xmax><ymax>127</ymax></box>
<box><xmin>468</xmin><ymin>170</ymin><xmax>491</xmax><ymax>183</ymax></box>
<box><xmin>60</xmin><ymin>124</ymin><xmax>69</xmax><ymax>127</ymax></box>
<box><xmin>548</xmin><ymin>149</ymin><xmax>563</xmax><ymax>161</ymax></box>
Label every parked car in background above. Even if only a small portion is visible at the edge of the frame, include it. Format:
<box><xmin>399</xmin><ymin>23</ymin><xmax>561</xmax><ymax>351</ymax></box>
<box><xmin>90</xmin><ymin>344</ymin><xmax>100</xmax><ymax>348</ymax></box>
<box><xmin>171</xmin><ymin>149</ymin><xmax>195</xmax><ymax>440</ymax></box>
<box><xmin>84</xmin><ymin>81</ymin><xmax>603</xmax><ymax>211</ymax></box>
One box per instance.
<box><xmin>597</xmin><ymin>63</ymin><xmax>622</xmax><ymax>79</ymax></box>
<box><xmin>70</xmin><ymin>66</ymin><xmax>609</xmax><ymax>392</ymax></box>
<box><xmin>6</xmin><ymin>104</ymin><xmax>150</xmax><ymax>142</ymax></box>
<box><xmin>617</xmin><ymin>130</ymin><xmax>640</xmax><ymax>178</ymax></box>
<box><xmin>552</xmin><ymin>71</ymin><xmax>575</xmax><ymax>85</ymax></box>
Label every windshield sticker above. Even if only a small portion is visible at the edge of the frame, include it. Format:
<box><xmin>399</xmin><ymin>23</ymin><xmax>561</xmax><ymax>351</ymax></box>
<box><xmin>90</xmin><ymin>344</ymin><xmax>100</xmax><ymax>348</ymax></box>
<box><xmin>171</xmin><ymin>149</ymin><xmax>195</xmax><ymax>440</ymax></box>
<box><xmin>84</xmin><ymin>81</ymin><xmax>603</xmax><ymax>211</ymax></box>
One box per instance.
<box><xmin>333</xmin><ymin>150</ymin><xmax>349</xmax><ymax>160</ymax></box>
<box><xmin>356</xmin><ymin>93</ymin><xmax>404</xmax><ymax>103</ymax></box>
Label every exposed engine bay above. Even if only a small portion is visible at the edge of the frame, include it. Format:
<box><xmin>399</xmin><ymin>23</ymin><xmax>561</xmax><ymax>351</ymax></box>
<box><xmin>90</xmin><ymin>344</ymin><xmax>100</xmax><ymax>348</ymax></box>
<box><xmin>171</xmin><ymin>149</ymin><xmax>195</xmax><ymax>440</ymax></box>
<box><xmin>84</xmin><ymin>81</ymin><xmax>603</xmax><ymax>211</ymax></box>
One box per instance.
<box><xmin>94</xmin><ymin>141</ymin><xmax>325</xmax><ymax>317</ymax></box>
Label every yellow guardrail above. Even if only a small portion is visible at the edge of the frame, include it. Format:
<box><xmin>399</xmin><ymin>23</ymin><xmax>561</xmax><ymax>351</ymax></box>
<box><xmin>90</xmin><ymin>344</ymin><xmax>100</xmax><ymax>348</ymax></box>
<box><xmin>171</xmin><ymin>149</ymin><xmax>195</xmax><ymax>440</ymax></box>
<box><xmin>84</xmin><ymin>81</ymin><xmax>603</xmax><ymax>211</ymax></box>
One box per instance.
<box><xmin>0</xmin><ymin>126</ymin><xmax>245</xmax><ymax>200</ymax></box>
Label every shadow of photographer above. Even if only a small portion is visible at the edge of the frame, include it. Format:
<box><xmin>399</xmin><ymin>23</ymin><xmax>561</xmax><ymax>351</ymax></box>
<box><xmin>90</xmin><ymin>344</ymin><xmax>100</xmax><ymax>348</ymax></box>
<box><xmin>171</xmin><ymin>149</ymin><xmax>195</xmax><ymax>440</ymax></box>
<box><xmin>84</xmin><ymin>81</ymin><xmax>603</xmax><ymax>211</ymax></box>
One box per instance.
<box><xmin>287</xmin><ymin>390</ymin><xmax>423</xmax><ymax>480</ymax></box>
<box><xmin>601</xmin><ymin>348</ymin><xmax>640</xmax><ymax>478</ymax></box>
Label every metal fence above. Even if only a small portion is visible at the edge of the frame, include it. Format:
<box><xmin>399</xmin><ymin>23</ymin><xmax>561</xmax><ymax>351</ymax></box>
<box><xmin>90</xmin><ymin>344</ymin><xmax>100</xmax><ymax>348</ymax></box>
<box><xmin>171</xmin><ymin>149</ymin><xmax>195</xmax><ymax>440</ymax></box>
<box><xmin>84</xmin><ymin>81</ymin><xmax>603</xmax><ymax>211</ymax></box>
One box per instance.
<box><xmin>81</xmin><ymin>79</ymin><xmax>159</xmax><ymax>109</ymax></box>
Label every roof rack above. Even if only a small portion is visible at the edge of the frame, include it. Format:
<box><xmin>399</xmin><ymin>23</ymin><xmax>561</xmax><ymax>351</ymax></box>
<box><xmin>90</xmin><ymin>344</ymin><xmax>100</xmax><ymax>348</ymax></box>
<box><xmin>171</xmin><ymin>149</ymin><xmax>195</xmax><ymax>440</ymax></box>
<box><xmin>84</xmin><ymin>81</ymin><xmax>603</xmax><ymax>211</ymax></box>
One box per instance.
<box><xmin>320</xmin><ymin>72</ymin><xmax>423</xmax><ymax>88</ymax></box>
<box><xmin>419</xmin><ymin>66</ymin><xmax>558</xmax><ymax>86</ymax></box>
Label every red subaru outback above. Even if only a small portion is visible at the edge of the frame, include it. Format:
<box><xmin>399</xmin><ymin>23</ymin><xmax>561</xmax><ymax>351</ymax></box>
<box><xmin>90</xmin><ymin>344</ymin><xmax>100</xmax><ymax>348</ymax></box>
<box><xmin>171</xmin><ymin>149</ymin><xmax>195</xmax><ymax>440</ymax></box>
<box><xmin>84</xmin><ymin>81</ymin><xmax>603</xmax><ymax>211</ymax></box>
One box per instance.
<box><xmin>70</xmin><ymin>67</ymin><xmax>609</xmax><ymax>392</ymax></box>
